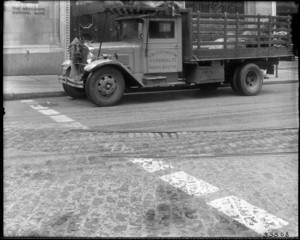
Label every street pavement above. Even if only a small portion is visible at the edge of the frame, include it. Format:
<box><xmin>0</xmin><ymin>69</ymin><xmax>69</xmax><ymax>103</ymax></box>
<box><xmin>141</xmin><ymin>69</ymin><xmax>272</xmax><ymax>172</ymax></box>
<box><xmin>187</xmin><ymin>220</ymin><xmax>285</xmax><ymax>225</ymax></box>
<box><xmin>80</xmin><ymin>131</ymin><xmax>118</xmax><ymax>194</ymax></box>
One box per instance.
<box><xmin>3</xmin><ymin>60</ymin><xmax>299</xmax><ymax>237</ymax></box>
<box><xmin>3</xmin><ymin>87</ymin><xmax>299</xmax><ymax>237</ymax></box>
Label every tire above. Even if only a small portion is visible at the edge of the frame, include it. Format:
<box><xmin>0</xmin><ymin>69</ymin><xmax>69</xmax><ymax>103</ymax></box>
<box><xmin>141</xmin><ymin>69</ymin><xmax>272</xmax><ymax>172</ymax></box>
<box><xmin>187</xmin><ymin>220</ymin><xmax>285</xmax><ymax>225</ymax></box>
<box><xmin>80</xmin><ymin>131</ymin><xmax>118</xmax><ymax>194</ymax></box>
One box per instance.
<box><xmin>230</xmin><ymin>64</ymin><xmax>243</xmax><ymax>95</ymax></box>
<box><xmin>236</xmin><ymin>63</ymin><xmax>263</xmax><ymax>96</ymax></box>
<box><xmin>198</xmin><ymin>83</ymin><xmax>220</xmax><ymax>92</ymax></box>
<box><xmin>62</xmin><ymin>83</ymin><xmax>86</xmax><ymax>99</ymax></box>
<box><xmin>86</xmin><ymin>67</ymin><xmax>125</xmax><ymax>107</ymax></box>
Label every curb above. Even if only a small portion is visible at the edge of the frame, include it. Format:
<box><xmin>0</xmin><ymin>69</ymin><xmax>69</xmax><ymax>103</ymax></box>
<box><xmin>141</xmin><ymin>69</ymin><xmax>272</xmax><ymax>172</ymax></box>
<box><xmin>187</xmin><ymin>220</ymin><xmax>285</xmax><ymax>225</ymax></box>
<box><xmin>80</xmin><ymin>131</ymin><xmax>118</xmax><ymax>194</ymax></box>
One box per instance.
<box><xmin>263</xmin><ymin>79</ymin><xmax>298</xmax><ymax>85</ymax></box>
<box><xmin>4</xmin><ymin>91</ymin><xmax>66</xmax><ymax>101</ymax></box>
<box><xmin>3</xmin><ymin>80</ymin><xmax>298</xmax><ymax>100</ymax></box>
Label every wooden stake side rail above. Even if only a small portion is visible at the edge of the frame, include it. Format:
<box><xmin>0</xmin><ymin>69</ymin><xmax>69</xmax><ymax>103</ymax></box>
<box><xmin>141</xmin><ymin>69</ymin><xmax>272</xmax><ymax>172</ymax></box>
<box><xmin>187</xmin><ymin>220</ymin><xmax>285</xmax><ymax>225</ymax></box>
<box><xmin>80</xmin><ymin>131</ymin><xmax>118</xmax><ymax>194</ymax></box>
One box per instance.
<box><xmin>189</xmin><ymin>47</ymin><xmax>293</xmax><ymax>61</ymax></box>
<box><xmin>190</xmin><ymin>12</ymin><xmax>293</xmax><ymax>61</ymax></box>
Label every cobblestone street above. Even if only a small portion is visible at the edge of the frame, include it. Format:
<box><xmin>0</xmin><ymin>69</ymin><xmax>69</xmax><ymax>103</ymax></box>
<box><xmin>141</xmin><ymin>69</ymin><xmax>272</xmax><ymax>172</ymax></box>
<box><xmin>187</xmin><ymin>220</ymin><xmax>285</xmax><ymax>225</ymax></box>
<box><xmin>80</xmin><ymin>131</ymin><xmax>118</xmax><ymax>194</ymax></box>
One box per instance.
<box><xmin>4</xmin><ymin>127</ymin><xmax>298</xmax><ymax>237</ymax></box>
<box><xmin>4</xmin><ymin>127</ymin><xmax>298</xmax><ymax>157</ymax></box>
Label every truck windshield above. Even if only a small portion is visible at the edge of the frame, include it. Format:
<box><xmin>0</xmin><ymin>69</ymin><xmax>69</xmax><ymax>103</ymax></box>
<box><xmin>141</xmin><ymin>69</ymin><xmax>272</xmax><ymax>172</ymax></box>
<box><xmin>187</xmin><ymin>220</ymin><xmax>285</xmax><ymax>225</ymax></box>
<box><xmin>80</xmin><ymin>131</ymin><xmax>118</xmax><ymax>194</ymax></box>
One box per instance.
<box><xmin>120</xmin><ymin>20</ymin><xmax>143</xmax><ymax>40</ymax></box>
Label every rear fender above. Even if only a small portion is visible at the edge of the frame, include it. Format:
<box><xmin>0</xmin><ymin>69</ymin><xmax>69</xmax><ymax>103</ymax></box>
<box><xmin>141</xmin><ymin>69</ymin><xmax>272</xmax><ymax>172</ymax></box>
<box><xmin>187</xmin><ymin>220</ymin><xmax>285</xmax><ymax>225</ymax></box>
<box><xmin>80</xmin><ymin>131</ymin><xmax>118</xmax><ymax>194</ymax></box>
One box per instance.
<box><xmin>84</xmin><ymin>59</ymin><xmax>143</xmax><ymax>87</ymax></box>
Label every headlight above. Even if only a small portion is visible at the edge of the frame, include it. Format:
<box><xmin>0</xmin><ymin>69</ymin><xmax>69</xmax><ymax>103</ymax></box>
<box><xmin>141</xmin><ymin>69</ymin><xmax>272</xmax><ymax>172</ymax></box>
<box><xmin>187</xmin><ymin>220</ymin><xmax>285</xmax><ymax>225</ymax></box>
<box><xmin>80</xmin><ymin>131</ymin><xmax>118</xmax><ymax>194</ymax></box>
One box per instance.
<box><xmin>87</xmin><ymin>52</ymin><xmax>96</xmax><ymax>64</ymax></box>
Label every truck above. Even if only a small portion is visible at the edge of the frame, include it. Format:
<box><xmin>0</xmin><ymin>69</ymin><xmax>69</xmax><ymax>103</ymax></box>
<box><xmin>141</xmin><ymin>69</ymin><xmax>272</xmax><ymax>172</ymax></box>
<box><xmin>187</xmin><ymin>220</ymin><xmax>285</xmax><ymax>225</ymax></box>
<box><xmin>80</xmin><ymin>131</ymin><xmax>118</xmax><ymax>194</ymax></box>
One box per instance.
<box><xmin>58</xmin><ymin>3</ymin><xmax>295</xmax><ymax>107</ymax></box>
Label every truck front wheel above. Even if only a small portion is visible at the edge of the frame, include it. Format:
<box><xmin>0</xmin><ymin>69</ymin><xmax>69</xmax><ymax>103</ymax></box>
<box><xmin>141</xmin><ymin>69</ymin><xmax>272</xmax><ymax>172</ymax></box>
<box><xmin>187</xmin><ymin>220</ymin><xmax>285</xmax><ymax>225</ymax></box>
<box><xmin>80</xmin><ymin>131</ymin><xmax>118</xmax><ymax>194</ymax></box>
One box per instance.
<box><xmin>62</xmin><ymin>83</ymin><xmax>86</xmax><ymax>99</ymax></box>
<box><xmin>86</xmin><ymin>67</ymin><xmax>125</xmax><ymax>107</ymax></box>
<box><xmin>236</xmin><ymin>63</ymin><xmax>263</xmax><ymax>96</ymax></box>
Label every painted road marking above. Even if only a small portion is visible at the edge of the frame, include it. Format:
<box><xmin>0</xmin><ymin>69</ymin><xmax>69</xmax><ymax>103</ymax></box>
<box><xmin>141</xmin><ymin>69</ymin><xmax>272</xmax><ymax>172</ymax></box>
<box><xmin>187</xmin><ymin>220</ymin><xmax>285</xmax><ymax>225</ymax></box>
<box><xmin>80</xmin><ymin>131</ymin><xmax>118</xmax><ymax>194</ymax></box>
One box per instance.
<box><xmin>160</xmin><ymin>171</ymin><xmax>219</xmax><ymax>197</ymax></box>
<box><xmin>20</xmin><ymin>100</ymin><xmax>36</xmax><ymax>103</ymax></box>
<box><xmin>128</xmin><ymin>148</ymin><xmax>289</xmax><ymax>235</ymax></box>
<box><xmin>29</xmin><ymin>105</ymin><xmax>48</xmax><ymax>110</ymax></box>
<box><xmin>21</xmin><ymin>100</ymin><xmax>88</xmax><ymax>129</ymax></box>
<box><xmin>49</xmin><ymin>114</ymin><xmax>75</xmax><ymax>123</ymax></box>
<box><xmin>208</xmin><ymin>195</ymin><xmax>289</xmax><ymax>235</ymax></box>
<box><xmin>129</xmin><ymin>158</ymin><xmax>174</xmax><ymax>173</ymax></box>
<box><xmin>38</xmin><ymin>109</ymin><xmax>60</xmax><ymax>115</ymax></box>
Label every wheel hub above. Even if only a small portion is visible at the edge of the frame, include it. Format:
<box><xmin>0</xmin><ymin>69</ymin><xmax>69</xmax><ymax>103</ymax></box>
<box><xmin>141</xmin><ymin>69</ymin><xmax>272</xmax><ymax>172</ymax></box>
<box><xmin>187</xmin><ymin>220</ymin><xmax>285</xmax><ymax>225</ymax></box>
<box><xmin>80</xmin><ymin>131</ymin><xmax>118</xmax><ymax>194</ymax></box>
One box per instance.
<box><xmin>97</xmin><ymin>76</ymin><xmax>117</xmax><ymax>97</ymax></box>
<box><xmin>246</xmin><ymin>71</ymin><xmax>258</xmax><ymax>88</ymax></box>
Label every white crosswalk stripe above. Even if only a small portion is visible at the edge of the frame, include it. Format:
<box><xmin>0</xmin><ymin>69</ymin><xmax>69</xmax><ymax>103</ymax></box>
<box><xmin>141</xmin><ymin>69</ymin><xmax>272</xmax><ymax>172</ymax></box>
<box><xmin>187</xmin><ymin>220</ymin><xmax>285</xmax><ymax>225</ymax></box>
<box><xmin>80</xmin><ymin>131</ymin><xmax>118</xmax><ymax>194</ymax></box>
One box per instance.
<box><xmin>208</xmin><ymin>196</ymin><xmax>289</xmax><ymax>235</ymax></box>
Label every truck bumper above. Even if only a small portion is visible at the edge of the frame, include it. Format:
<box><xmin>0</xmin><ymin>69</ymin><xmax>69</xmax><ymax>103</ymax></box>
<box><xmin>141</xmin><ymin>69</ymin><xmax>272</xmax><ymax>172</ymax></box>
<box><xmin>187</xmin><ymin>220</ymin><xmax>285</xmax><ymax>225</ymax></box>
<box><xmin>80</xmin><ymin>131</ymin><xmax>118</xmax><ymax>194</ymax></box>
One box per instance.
<box><xmin>58</xmin><ymin>75</ymin><xmax>84</xmax><ymax>89</ymax></box>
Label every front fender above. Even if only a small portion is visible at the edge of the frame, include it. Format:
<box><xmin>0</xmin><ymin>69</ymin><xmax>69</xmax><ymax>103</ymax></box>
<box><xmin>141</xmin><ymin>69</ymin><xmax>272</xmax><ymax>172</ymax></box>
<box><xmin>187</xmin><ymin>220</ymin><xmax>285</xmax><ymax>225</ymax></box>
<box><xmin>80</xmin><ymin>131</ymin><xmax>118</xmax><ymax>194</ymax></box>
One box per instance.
<box><xmin>84</xmin><ymin>59</ymin><xmax>143</xmax><ymax>86</ymax></box>
<box><xmin>84</xmin><ymin>59</ymin><xmax>129</xmax><ymax>73</ymax></box>
<box><xmin>61</xmin><ymin>60</ymin><xmax>80</xmax><ymax>78</ymax></box>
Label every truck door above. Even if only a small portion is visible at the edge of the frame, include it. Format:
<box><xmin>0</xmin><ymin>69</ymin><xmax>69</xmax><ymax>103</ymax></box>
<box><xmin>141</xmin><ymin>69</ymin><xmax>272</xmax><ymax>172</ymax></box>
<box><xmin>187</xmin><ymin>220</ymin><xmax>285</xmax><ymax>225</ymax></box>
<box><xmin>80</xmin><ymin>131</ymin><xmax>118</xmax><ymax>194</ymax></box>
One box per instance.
<box><xmin>143</xmin><ymin>17</ymin><xmax>182</xmax><ymax>74</ymax></box>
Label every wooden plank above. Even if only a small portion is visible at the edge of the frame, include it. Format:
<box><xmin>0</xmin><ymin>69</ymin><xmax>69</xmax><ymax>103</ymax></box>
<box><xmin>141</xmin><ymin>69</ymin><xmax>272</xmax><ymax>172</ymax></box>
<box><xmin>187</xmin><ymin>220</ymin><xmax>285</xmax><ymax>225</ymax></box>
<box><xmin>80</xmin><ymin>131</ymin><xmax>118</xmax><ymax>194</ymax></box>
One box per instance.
<box><xmin>235</xmin><ymin>13</ymin><xmax>239</xmax><ymax>54</ymax></box>
<box><xmin>195</xmin><ymin>20</ymin><xmax>226</xmax><ymax>25</ymax></box>
<box><xmin>257</xmin><ymin>14</ymin><xmax>261</xmax><ymax>56</ymax></box>
<box><xmin>197</xmin><ymin>11</ymin><xmax>200</xmax><ymax>56</ymax></box>
<box><xmin>239</xmin><ymin>35</ymin><xmax>262</xmax><ymax>39</ymax></box>
<box><xmin>191</xmin><ymin>12</ymin><xmax>226</xmax><ymax>18</ymax></box>
<box><xmin>192</xmin><ymin>46</ymin><xmax>292</xmax><ymax>61</ymax></box>
<box><xmin>239</xmin><ymin>21</ymin><xmax>264</xmax><ymax>25</ymax></box>
<box><xmin>191</xmin><ymin>13</ymin><xmax>289</xmax><ymax>21</ymax></box>
<box><xmin>238</xmin><ymin>28</ymin><xmax>260</xmax><ymax>31</ymax></box>
<box><xmin>224</xmin><ymin>13</ymin><xmax>227</xmax><ymax>51</ymax></box>
<box><xmin>192</xmin><ymin>22</ymin><xmax>238</xmax><ymax>26</ymax></box>
<box><xmin>194</xmin><ymin>27</ymin><xmax>225</xmax><ymax>32</ymax></box>
<box><xmin>194</xmin><ymin>41</ymin><xmax>227</xmax><ymax>45</ymax></box>
<box><xmin>268</xmin><ymin>15</ymin><xmax>272</xmax><ymax>54</ymax></box>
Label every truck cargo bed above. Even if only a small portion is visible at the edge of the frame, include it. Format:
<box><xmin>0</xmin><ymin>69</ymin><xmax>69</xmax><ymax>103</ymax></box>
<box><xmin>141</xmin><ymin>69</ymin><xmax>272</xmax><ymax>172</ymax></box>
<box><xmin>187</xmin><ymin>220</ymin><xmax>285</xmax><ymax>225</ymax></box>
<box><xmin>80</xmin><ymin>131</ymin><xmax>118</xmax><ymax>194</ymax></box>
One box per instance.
<box><xmin>183</xmin><ymin>11</ymin><xmax>294</xmax><ymax>62</ymax></box>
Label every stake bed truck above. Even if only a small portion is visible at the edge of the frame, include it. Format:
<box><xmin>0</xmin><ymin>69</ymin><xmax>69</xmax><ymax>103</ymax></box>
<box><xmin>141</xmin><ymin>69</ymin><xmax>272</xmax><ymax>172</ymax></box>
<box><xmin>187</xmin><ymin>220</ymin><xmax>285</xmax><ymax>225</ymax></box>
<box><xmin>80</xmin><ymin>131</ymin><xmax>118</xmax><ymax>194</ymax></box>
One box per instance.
<box><xmin>58</xmin><ymin>4</ymin><xmax>294</xmax><ymax>106</ymax></box>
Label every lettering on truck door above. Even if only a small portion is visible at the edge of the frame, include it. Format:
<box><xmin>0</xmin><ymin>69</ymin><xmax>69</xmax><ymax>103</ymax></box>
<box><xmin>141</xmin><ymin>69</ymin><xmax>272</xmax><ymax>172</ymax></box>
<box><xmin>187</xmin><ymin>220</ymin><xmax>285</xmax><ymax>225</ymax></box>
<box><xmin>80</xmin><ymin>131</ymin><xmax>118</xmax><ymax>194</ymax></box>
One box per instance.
<box><xmin>144</xmin><ymin>17</ymin><xmax>182</xmax><ymax>73</ymax></box>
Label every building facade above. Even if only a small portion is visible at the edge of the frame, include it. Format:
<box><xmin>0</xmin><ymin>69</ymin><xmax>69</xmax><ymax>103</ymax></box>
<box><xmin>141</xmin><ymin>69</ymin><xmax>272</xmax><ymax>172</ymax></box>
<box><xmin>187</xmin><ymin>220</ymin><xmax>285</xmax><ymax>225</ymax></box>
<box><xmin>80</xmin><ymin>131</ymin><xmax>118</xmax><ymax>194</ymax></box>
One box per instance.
<box><xmin>3</xmin><ymin>1</ymin><xmax>296</xmax><ymax>76</ymax></box>
<box><xmin>3</xmin><ymin>1</ymin><xmax>70</xmax><ymax>75</ymax></box>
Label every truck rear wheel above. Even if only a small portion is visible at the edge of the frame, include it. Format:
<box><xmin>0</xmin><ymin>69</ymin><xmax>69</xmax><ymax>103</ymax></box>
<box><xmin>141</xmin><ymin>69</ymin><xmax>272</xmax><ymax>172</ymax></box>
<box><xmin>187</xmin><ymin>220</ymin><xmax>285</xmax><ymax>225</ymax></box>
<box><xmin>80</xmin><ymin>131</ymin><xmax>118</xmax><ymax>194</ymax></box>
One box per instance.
<box><xmin>236</xmin><ymin>63</ymin><xmax>263</xmax><ymax>96</ymax></box>
<box><xmin>86</xmin><ymin>67</ymin><xmax>125</xmax><ymax>107</ymax></box>
<box><xmin>230</xmin><ymin>65</ymin><xmax>243</xmax><ymax>95</ymax></box>
<box><xmin>62</xmin><ymin>83</ymin><xmax>86</xmax><ymax>99</ymax></box>
<box><xmin>198</xmin><ymin>83</ymin><xmax>220</xmax><ymax>92</ymax></box>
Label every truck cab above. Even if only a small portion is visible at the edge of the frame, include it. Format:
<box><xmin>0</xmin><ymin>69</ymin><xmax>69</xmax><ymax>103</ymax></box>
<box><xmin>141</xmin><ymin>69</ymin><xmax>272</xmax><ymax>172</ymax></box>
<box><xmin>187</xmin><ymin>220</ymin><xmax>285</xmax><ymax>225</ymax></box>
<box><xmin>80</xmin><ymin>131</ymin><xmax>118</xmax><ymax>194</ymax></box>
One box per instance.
<box><xmin>59</xmin><ymin>9</ymin><xmax>184</xmax><ymax>106</ymax></box>
<box><xmin>87</xmin><ymin>14</ymin><xmax>183</xmax><ymax>85</ymax></box>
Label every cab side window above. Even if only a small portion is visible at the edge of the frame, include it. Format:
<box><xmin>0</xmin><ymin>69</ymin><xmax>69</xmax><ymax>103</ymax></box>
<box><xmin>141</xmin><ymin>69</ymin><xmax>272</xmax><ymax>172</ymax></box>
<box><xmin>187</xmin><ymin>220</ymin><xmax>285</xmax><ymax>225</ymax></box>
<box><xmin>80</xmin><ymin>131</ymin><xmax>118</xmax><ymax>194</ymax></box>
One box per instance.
<box><xmin>149</xmin><ymin>21</ymin><xmax>175</xmax><ymax>39</ymax></box>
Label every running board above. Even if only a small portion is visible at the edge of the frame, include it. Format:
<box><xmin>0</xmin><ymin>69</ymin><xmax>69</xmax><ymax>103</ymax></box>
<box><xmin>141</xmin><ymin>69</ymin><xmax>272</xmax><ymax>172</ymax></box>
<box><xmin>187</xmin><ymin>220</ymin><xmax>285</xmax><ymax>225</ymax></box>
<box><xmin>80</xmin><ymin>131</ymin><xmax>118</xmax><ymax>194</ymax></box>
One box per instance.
<box><xmin>143</xmin><ymin>81</ymin><xmax>188</xmax><ymax>88</ymax></box>
<box><xmin>142</xmin><ymin>76</ymin><xmax>167</xmax><ymax>85</ymax></box>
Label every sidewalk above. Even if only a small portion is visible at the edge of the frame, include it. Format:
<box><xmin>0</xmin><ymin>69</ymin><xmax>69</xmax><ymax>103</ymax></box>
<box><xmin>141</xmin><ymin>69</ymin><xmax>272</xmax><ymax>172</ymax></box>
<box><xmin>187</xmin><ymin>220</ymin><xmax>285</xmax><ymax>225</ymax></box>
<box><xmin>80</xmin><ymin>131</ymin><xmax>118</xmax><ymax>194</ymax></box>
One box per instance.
<box><xmin>3</xmin><ymin>60</ymin><xmax>298</xmax><ymax>101</ymax></box>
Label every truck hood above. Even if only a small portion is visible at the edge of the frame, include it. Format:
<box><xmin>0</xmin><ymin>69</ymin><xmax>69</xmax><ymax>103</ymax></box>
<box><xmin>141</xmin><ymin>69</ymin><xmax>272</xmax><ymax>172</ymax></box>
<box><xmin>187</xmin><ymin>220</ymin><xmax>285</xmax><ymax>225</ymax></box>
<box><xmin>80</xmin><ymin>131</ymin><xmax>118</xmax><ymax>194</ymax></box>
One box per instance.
<box><xmin>87</xmin><ymin>41</ymin><xmax>141</xmax><ymax>56</ymax></box>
